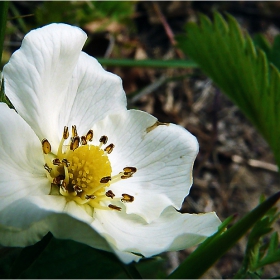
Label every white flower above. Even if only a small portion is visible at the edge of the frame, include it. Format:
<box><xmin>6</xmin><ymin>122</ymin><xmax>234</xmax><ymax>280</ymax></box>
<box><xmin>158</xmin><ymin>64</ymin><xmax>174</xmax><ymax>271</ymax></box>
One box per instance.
<box><xmin>0</xmin><ymin>23</ymin><xmax>220</xmax><ymax>263</ymax></box>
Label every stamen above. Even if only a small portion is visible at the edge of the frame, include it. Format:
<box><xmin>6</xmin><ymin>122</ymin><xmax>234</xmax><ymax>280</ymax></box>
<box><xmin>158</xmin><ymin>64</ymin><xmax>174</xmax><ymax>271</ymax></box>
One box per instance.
<box><xmin>42</xmin><ymin>139</ymin><xmax>51</xmax><ymax>154</ymax></box>
<box><xmin>106</xmin><ymin>190</ymin><xmax>115</xmax><ymax>198</ymax></box>
<box><xmin>86</xmin><ymin>130</ymin><xmax>93</xmax><ymax>141</ymax></box>
<box><xmin>100</xmin><ymin>176</ymin><xmax>111</xmax><ymax>183</ymax></box>
<box><xmin>108</xmin><ymin>204</ymin><xmax>122</xmax><ymax>211</ymax></box>
<box><xmin>99</xmin><ymin>135</ymin><xmax>108</xmax><ymax>145</ymax></box>
<box><xmin>62</xmin><ymin>158</ymin><xmax>70</xmax><ymax>167</ymax></box>
<box><xmin>121</xmin><ymin>193</ymin><xmax>134</xmax><ymax>203</ymax></box>
<box><xmin>44</xmin><ymin>163</ymin><xmax>52</xmax><ymax>173</ymax></box>
<box><xmin>43</xmin><ymin>125</ymin><xmax>137</xmax><ymax>210</ymax></box>
<box><xmin>85</xmin><ymin>194</ymin><xmax>96</xmax><ymax>200</ymax></box>
<box><xmin>123</xmin><ymin>167</ymin><xmax>137</xmax><ymax>174</ymax></box>
<box><xmin>104</xmin><ymin>144</ymin><xmax>115</xmax><ymax>154</ymax></box>
<box><xmin>53</xmin><ymin>174</ymin><xmax>65</xmax><ymax>185</ymax></box>
<box><xmin>121</xmin><ymin>174</ymin><xmax>132</xmax><ymax>179</ymax></box>
<box><xmin>73</xmin><ymin>185</ymin><xmax>83</xmax><ymax>193</ymax></box>
<box><xmin>53</xmin><ymin>158</ymin><xmax>61</xmax><ymax>165</ymax></box>
<box><xmin>70</xmin><ymin>136</ymin><xmax>80</xmax><ymax>151</ymax></box>
<box><xmin>60</xmin><ymin>181</ymin><xmax>67</xmax><ymax>193</ymax></box>
<box><xmin>63</xmin><ymin>126</ymin><xmax>69</xmax><ymax>139</ymax></box>
<box><xmin>81</xmin><ymin>136</ymin><xmax>87</xmax><ymax>145</ymax></box>
<box><xmin>72</xmin><ymin>125</ymin><xmax>78</xmax><ymax>137</ymax></box>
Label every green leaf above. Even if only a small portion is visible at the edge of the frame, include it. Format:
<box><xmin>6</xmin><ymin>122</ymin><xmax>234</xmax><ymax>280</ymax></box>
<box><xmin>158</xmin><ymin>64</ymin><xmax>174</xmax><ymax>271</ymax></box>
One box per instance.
<box><xmin>257</xmin><ymin>232</ymin><xmax>280</xmax><ymax>268</ymax></box>
<box><xmin>254</xmin><ymin>33</ymin><xmax>280</xmax><ymax>71</ymax></box>
<box><xmin>233</xmin><ymin>204</ymin><xmax>279</xmax><ymax>278</ymax></box>
<box><xmin>0</xmin><ymin>1</ymin><xmax>8</xmax><ymax>65</ymax></box>
<box><xmin>17</xmin><ymin>236</ymin><xmax>132</xmax><ymax>279</ymax></box>
<box><xmin>0</xmin><ymin>247</ymin><xmax>22</xmax><ymax>278</ymax></box>
<box><xmin>97</xmin><ymin>58</ymin><xmax>198</xmax><ymax>69</ymax></box>
<box><xmin>10</xmin><ymin>232</ymin><xmax>53</xmax><ymax>278</ymax></box>
<box><xmin>168</xmin><ymin>192</ymin><xmax>280</xmax><ymax>279</ymax></box>
<box><xmin>177</xmin><ymin>12</ymin><xmax>280</xmax><ymax>168</ymax></box>
<box><xmin>35</xmin><ymin>1</ymin><xmax>135</xmax><ymax>29</ymax></box>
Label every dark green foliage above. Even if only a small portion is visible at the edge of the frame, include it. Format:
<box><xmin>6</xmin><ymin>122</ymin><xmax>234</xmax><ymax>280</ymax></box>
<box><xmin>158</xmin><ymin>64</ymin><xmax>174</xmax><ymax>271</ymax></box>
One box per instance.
<box><xmin>168</xmin><ymin>192</ymin><xmax>280</xmax><ymax>279</ymax></box>
<box><xmin>35</xmin><ymin>1</ymin><xmax>135</xmax><ymax>30</ymax></box>
<box><xmin>234</xmin><ymin>203</ymin><xmax>280</xmax><ymax>278</ymax></box>
<box><xmin>177</xmin><ymin>12</ymin><xmax>280</xmax><ymax>168</ymax></box>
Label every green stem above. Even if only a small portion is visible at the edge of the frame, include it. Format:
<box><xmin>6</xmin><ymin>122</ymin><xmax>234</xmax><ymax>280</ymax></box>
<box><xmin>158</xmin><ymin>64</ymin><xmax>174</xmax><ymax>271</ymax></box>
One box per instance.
<box><xmin>0</xmin><ymin>1</ymin><xmax>9</xmax><ymax>65</ymax></box>
<box><xmin>97</xmin><ymin>58</ymin><xmax>198</xmax><ymax>68</ymax></box>
<box><xmin>168</xmin><ymin>192</ymin><xmax>280</xmax><ymax>279</ymax></box>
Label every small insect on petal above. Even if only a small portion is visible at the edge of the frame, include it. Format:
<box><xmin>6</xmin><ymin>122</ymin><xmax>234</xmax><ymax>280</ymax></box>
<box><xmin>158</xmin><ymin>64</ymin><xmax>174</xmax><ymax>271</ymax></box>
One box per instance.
<box><xmin>104</xmin><ymin>144</ymin><xmax>115</xmax><ymax>154</ymax></box>
<box><xmin>99</xmin><ymin>135</ymin><xmax>108</xmax><ymax>145</ymax></box>
<box><xmin>86</xmin><ymin>130</ymin><xmax>93</xmax><ymax>142</ymax></box>
<box><xmin>63</xmin><ymin>126</ymin><xmax>69</xmax><ymax>139</ymax></box>
<box><xmin>106</xmin><ymin>190</ymin><xmax>115</xmax><ymax>198</ymax></box>
<box><xmin>100</xmin><ymin>176</ymin><xmax>111</xmax><ymax>183</ymax></box>
<box><xmin>108</xmin><ymin>204</ymin><xmax>121</xmax><ymax>211</ymax></box>
<box><xmin>42</xmin><ymin>139</ymin><xmax>51</xmax><ymax>154</ymax></box>
<box><xmin>121</xmin><ymin>193</ymin><xmax>134</xmax><ymax>203</ymax></box>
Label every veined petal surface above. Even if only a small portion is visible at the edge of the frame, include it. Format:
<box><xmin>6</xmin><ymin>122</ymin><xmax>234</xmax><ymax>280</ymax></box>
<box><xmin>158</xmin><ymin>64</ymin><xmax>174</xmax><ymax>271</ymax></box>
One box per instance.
<box><xmin>92</xmin><ymin>110</ymin><xmax>199</xmax><ymax>222</ymax></box>
<box><xmin>93</xmin><ymin>206</ymin><xmax>220</xmax><ymax>262</ymax></box>
<box><xmin>0</xmin><ymin>103</ymin><xmax>47</xmax><ymax>211</ymax></box>
<box><xmin>0</xmin><ymin>196</ymin><xmax>111</xmax><ymax>253</ymax></box>
<box><xmin>58</xmin><ymin>52</ymin><xmax>127</xmax><ymax>149</ymax></box>
<box><xmin>0</xmin><ymin>22</ymin><xmax>221</xmax><ymax>264</ymax></box>
<box><xmin>3</xmin><ymin>23</ymin><xmax>87</xmax><ymax>146</ymax></box>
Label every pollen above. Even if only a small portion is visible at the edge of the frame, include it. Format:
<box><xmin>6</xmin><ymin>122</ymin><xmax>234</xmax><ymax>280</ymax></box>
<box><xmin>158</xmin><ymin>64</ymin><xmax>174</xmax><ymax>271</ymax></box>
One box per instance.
<box><xmin>42</xmin><ymin>126</ymin><xmax>136</xmax><ymax>211</ymax></box>
<box><xmin>66</xmin><ymin>145</ymin><xmax>112</xmax><ymax>195</ymax></box>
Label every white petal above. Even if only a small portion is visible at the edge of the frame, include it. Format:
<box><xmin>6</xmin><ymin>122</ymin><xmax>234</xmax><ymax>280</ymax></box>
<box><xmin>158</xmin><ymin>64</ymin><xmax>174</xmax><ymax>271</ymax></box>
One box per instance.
<box><xmin>0</xmin><ymin>103</ymin><xmax>48</xmax><ymax>211</ymax></box>
<box><xmin>94</xmin><ymin>206</ymin><xmax>221</xmax><ymax>259</ymax></box>
<box><xmin>3</xmin><ymin>23</ymin><xmax>87</xmax><ymax>146</ymax></box>
<box><xmin>0</xmin><ymin>196</ymin><xmax>110</xmax><ymax>253</ymax></box>
<box><xmin>57</xmin><ymin>52</ymin><xmax>127</xmax><ymax>146</ymax></box>
<box><xmin>92</xmin><ymin>110</ymin><xmax>199</xmax><ymax>222</ymax></box>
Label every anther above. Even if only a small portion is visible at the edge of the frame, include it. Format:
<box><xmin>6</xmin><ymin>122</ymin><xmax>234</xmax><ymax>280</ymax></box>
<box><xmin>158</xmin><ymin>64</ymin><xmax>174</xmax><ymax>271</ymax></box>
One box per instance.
<box><xmin>86</xmin><ymin>130</ymin><xmax>93</xmax><ymax>142</ymax></box>
<box><xmin>81</xmin><ymin>136</ymin><xmax>87</xmax><ymax>145</ymax></box>
<box><xmin>121</xmin><ymin>193</ymin><xmax>134</xmax><ymax>203</ymax></box>
<box><xmin>85</xmin><ymin>194</ymin><xmax>96</xmax><ymax>200</ymax></box>
<box><xmin>42</xmin><ymin>139</ymin><xmax>51</xmax><ymax>154</ymax></box>
<box><xmin>60</xmin><ymin>181</ymin><xmax>67</xmax><ymax>192</ymax></box>
<box><xmin>99</xmin><ymin>135</ymin><xmax>108</xmax><ymax>145</ymax></box>
<box><xmin>100</xmin><ymin>176</ymin><xmax>111</xmax><ymax>183</ymax></box>
<box><xmin>123</xmin><ymin>167</ymin><xmax>137</xmax><ymax>175</ymax></box>
<box><xmin>106</xmin><ymin>190</ymin><xmax>115</xmax><ymax>199</ymax></box>
<box><xmin>70</xmin><ymin>136</ymin><xmax>80</xmax><ymax>150</ymax></box>
<box><xmin>72</xmin><ymin>125</ymin><xmax>78</xmax><ymax>137</ymax></box>
<box><xmin>121</xmin><ymin>174</ymin><xmax>132</xmax><ymax>179</ymax></box>
<box><xmin>44</xmin><ymin>163</ymin><xmax>52</xmax><ymax>173</ymax></box>
<box><xmin>53</xmin><ymin>158</ymin><xmax>61</xmax><ymax>165</ymax></box>
<box><xmin>108</xmin><ymin>204</ymin><xmax>121</xmax><ymax>211</ymax></box>
<box><xmin>104</xmin><ymin>143</ymin><xmax>115</xmax><ymax>154</ymax></box>
<box><xmin>63</xmin><ymin>126</ymin><xmax>69</xmax><ymax>139</ymax></box>
<box><xmin>62</xmin><ymin>158</ymin><xmax>70</xmax><ymax>167</ymax></box>
<box><xmin>53</xmin><ymin>175</ymin><xmax>65</xmax><ymax>185</ymax></box>
<box><xmin>73</xmin><ymin>185</ymin><xmax>83</xmax><ymax>193</ymax></box>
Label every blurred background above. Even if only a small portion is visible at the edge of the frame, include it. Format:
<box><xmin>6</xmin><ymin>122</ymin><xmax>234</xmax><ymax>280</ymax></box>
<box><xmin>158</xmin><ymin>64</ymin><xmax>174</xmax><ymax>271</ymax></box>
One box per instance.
<box><xmin>2</xmin><ymin>1</ymin><xmax>280</xmax><ymax>278</ymax></box>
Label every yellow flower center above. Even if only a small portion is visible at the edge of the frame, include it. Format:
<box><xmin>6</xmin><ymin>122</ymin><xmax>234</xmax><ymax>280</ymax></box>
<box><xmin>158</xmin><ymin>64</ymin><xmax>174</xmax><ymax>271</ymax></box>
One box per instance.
<box><xmin>42</xmin><ymin>125</ymin><xmax>135</xmax><ymax>211</ymax></box>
